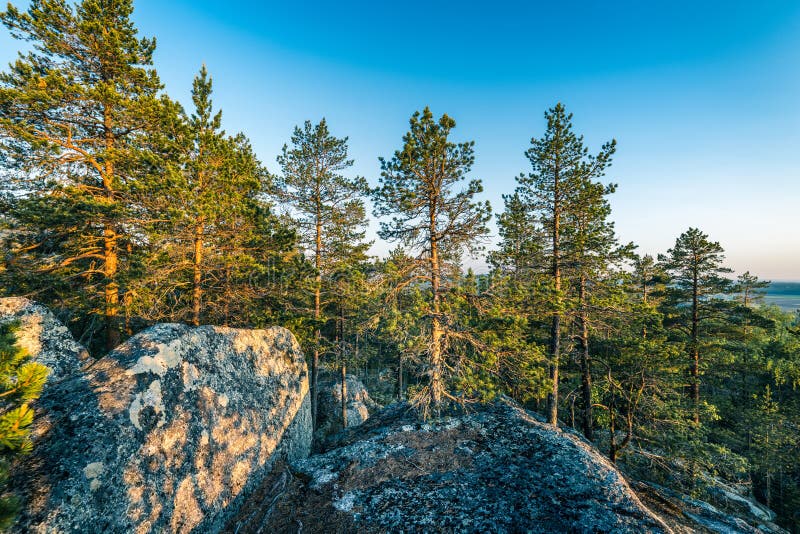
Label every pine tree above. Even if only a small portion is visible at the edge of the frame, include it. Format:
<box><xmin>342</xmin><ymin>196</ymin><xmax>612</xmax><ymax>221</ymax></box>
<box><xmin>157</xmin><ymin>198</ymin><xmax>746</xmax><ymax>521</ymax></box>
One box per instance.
<box><xmin>735</xmin><ymin>271</ymin><xmax>770</xmax><ymax>308</ymax></box>
<box><xmin>184</xmin><ymin>65</ymin><xmax>223</xmax><ymax>327</ymax></box>
<box><xmin>592</xmin><ymin>260</ymin><xmax>685</xmax><ymax>465</ymax></box>
<box><xmin>122</xmin><ymin>65</ymin><xmax>299</xmax><ymax>331</ymax></box>
<box><xmin>629</xmin><ymin>254</ymin><xmax>668</xmax><ymax>339</ymax></box>
<box><xmin>516</xmin><ymin>103</ymin><xmax>616</xmax><ymax>426</ymax></box>
<box><xmin>487</xmin><ymin>193</ymin><xmax>550</xmax><ymax>406</ymax></box>
<box><xmin>659</xmin><ymin>228</ymin><xmax>733</xmax><ymax>425</ymax></box>
<box><xmin>276</xmin><ymin>119</ymin><xmax>369</xmax><ymax>427</ymax></box>
<box><xmin>199</xmin><ymin>134</ymin><xmax>299</xmax><ymax>328</ymax></box>
<box><xmin>0</xmin><ymin>0</ymin><xmax>166</xmax><ymax>350</ymax></box>
<box><xmin>369</xmin><ymin>248</ymin><xmax>428</xmax><ymax>402</ymax></box>
<box><xmin>372</xmin><ymin>107</ymin><xmax>490</xmax><ymax>414</ymax></box>
<box><xmin>562</xmin><ymin>156</ymin><xmax>631</xmax><ymax>439</ymax></box>
<box><xmin>488</xmin><ymin>192</ymin><xmax>543</xmax><ymax>280</ymax></box>
<box><xmin>0</xmin><ymin>321</ymin><xmax>49</xmax><ymax>528</ymax></box>
<box><xmin>326</xmin><ymin>186</ymin><xmax>372</xmax><ymax>429</ymax></box>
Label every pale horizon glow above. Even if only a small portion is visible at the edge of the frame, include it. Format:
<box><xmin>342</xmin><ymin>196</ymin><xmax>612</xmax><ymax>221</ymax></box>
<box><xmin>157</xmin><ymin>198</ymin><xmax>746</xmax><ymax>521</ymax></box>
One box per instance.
<box><xmin>1</xmin><ymin>1</ymin><xmax>798</xmax><ymax>280</ymax></box>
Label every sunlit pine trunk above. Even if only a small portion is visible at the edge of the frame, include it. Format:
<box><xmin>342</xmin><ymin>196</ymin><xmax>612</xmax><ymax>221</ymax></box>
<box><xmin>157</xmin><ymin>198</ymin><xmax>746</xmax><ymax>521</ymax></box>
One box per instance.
<box><xmin>341</xmin><ymin>363</ymin><xmax>347</xmax><ymax>428</ymax></box>
<box><xmin>124</xmin><ymin>242</ymin><xmax>133</xmax><ymax>336</ymax></box>
<box><xmin>103</xmin><ymin>105</ymin><xmax>120</xmax><ymax>350</ymax></box>
<box><xmin>223</xmin><ymin>262</ymin><xmax>232</xmax><ymax>326</ymax></box>
<box><xmin>546</xmin><ymin>168</ymin><xmax>561</xmax><ymax>426</ymax></box>
<box><xmin>429</xmin><ymin>199</ymin><xmax>444</xmax><ymax>408</ymax></box>
<box><xmin>192</xmin><ymin>216</ymin><xmax>204</xmax><ymax>326</ymax></box>
<box><xmin>579</xmin><ymin>275</ymin><xmax>593</xmax><ymax>439</ymax></box>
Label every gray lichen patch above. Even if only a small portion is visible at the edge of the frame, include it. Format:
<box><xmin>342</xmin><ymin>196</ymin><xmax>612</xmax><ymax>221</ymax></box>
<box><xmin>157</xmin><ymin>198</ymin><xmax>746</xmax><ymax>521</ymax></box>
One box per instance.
<box><xmin>128</xmin><ymin>379</ymin><xmax>166</xmax><ymax>431</ymax></box>
<box><xmin>83</xmin><ymin>462</ymin><xmax>104</xmax><ymax>479</ymax></box>
<box><xmin>2</xmin><ymin>299</ymin><xmax>312</xmax><ymax>534</ymax></box>
<box><xmin>127</xmin><ymin>338</ymin><xmax>184</xmax><ymax>377</ymax></box>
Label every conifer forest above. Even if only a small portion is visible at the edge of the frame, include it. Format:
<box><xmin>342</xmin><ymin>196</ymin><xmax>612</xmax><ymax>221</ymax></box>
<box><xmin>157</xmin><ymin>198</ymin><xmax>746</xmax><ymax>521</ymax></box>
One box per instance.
<box><xmin>0</xmin><ymin>1</ymin><xmax>798</xmax><ymax>531</ymax></box>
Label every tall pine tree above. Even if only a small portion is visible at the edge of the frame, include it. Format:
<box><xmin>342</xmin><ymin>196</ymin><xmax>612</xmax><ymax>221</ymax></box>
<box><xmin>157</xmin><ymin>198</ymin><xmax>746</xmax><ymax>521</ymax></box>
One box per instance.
<box><xmin>564</xmin><ymin>176</ymin><xmax>632</xmax><ymax>439</ymax></box>
<box><xmin>276</xmin><ymin>119</ymin><xmax>369</xmax><ymax>427</ymax></box>
<box><xmin>659</xmin><ymin>227</ymin><xmax>733</xmax><ymax>425</ymax></box>
<box><xmin>372</xmin><ymin>107</ymin><xmax>490</xmax><ymax>414</ymax></box>
<box><xmin>516</xmin><ymin>103</ymin><xmax>616</xmax><ymax>425</ymax></box>
<box><xmin>0</xmin><ymin>0</ymin><xmax>166</xmax><ymax>350</ymax></box>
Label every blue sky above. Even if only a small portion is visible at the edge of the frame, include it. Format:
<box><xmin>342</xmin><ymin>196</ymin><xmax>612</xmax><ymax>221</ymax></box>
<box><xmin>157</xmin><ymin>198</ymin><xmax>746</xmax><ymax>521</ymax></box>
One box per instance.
<box><xmin>2</xmin><ymin>1</ymin><xmax>799</xmax><ymax>279</ymax></box>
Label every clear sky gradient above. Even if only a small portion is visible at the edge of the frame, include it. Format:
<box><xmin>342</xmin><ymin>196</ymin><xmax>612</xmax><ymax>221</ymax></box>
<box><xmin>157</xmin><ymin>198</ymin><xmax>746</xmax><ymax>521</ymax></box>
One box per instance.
<box><xmin>2</xmin><ymin>1</ymin><xmax>799</xmax><ymax>279</ymax></box>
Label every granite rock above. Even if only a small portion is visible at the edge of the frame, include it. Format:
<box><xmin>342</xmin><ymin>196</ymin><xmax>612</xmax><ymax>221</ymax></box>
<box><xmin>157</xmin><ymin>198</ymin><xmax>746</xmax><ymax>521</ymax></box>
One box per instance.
<box><xmin>260</xmin><ymin>399</ymin><xmax>673</xmax><ymax>533</ymax></box>
<box><xmin>1</xmin><ymin>298</ymin><xmax>312</xmax><ymax>533</ymax></box>
<box><xmin>315</xmin><ymin>373</ymin><xmax>379</xmax><ymax>445</ymax></box>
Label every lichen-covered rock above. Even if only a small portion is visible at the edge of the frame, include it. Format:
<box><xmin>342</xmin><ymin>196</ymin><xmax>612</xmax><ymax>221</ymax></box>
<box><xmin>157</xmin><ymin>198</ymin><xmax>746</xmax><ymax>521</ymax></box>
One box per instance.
<box><xmin>315</xmin><ymin>373</ymin><xmax>379</xmax><ymax>444</ymax></box>
<box><xmin>0</xmin><ymin>297</ymin><xmax>87</xmax><ymax>381</ymax></box>
<box><xmin>257</xmin><ymin>399</ymin><xmax>672</xmax><ymax>533</ymax></box>
<box><xmin>702</xmin><ymin>475</ymin><xmax>780</xmax><ymax>529</ymax></box>
<box><xmin>635</xmin><ymin>480</ymin><xmax>787</xmax><ymax>534</ymax></box>
<box><xmin>1</xmin><ymin>298</ymin><xmax>312</xmax><ymax>534</ymax></box>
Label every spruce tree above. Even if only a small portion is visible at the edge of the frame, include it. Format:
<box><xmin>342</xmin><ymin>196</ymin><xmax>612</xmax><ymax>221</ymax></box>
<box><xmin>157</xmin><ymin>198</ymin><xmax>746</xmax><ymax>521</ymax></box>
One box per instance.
<box><xmin>372</xmin><ymin>107</ymin><xmax>490</xmax><ymax>414</ymax></box>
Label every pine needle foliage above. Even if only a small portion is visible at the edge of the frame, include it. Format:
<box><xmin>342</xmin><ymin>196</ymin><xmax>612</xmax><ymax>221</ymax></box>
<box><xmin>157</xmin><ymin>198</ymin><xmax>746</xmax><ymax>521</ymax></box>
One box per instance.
<box><xmin>0</xmin><ymin>321</ymin><xmax>48</xmax><ymax>529</ymax></box>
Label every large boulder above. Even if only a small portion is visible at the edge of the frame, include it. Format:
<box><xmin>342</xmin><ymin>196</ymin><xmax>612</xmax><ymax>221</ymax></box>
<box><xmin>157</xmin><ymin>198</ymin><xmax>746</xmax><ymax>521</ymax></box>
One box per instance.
<box><xmin>315</xmin><ymin>373</ymin><xmax>379</xmax><ymax>444</ymax></box>
<box><xmin>1</xmin><ymin>298</ymin><xmax>312</xmax><ymax>533</ymax></box>
<box><xmin>0</xmin><ymin>297</ymin><xmax>87</xmax><ymax>381</ymax></box>
<box><xmin>252</xmin><ymin>399</ymin><xmax>673</xmax><ymax>533</ymax></box>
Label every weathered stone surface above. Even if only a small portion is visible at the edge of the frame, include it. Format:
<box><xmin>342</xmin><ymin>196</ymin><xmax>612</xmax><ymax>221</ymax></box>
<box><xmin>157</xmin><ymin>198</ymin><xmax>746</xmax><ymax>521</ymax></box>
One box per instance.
<box><xmin>1</xmin><ymin>298</ymin><xmax>312</xmax><ymax>534</ymax></box>
<box><xmin>315</xmin><ymin>373</ymin><xmax>379</xmax><ymax>444</ymax></box>
<box><xmin>258</xmin><ymin>399</ymin><xmax>674</xmax><ymax>533</ymax></box>
<box><xmin>0</xmin><ymin>297</ymin><xmax>87</xmax><ymax>381</ymax></box>
<box><xmin>635</xmin><ymin>480</ymin><xmax>788</xmax><ymax>534</ymax></box>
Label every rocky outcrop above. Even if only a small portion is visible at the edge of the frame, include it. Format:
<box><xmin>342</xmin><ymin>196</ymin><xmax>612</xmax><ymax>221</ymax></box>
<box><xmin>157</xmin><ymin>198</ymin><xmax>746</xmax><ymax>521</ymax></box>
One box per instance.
<box><xmin>1</xmin><ymin>298</ymin><xmax>312</xmax><ymax>534</ymax></box>
<box><xmin>315</xmin><ymin>373</ymin><xmax>379</xmax><ymax>445</ymax></box>
<box><xmin>249</xmin><ymin>399</ymin><xmax>673</xmax><ymax>533</ymax></box>
<box><xmin>0</xmin><ymin>297</ymin><xmax>87</xmax><ymax>381</ymax></box>
<box><xmin>635</xmin><ymin>480</ymin><xmax>787</xmax><ymax>534</ymax></box>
